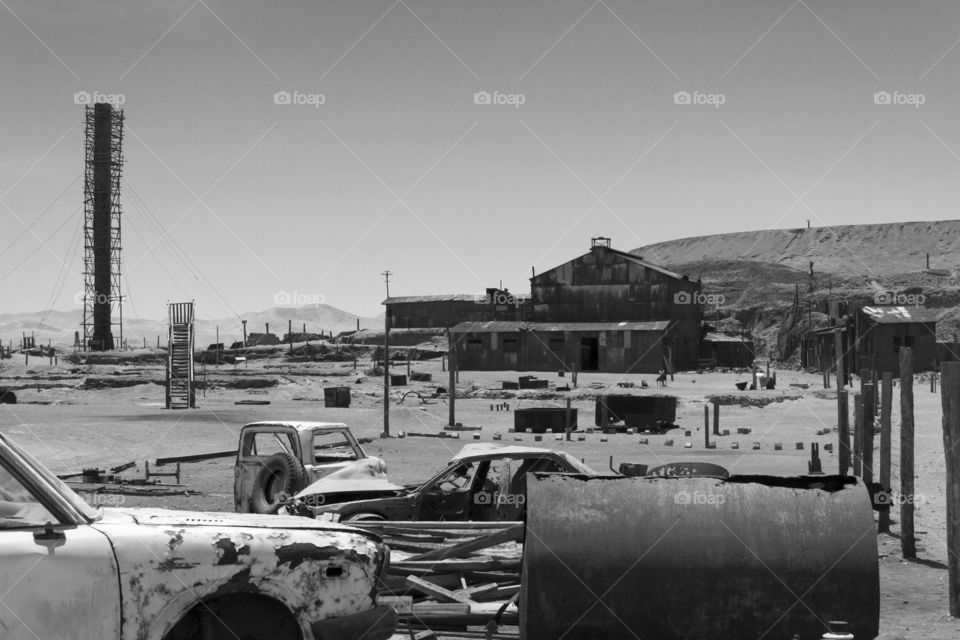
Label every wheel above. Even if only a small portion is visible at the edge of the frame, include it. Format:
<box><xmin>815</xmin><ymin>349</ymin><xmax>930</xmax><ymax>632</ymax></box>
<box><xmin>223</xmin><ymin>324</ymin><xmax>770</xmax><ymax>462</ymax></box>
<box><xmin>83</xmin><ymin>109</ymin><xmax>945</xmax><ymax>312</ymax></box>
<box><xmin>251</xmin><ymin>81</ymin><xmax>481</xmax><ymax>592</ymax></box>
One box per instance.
<box><xmin>341</xmin><ymin>512</ymin><xmax>385</xmax><ymax>522</ymax></box>
<box><xmin>251</xmin><ymin>453</ymin><xmax>305</xmax><ymax>515</ymax></box>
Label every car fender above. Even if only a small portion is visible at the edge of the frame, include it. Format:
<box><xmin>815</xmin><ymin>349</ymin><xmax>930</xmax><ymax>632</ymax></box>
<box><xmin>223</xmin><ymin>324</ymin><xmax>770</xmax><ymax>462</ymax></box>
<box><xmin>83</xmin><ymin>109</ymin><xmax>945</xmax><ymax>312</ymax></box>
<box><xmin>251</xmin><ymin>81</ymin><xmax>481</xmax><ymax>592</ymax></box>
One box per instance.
<box><xmin>94</xmin><ymin>518</ymin><xmax>384</xmax><ymax>640</ymax></box>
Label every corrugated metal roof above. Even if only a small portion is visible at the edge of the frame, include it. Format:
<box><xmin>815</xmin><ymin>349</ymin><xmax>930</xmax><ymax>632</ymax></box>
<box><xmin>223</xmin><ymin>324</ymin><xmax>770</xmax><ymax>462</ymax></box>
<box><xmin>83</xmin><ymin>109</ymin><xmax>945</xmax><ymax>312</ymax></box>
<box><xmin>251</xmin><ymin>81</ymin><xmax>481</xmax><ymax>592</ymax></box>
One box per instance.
<box><xmin>450</xmin><ymin>320</ymin><xmax>671</xmax><ymax>333</ymax></box>
<box><xmin>860</xmin><ymin>306</ymin><xmax>944</xmax><ymax>324</ymax></box>
<box><xmin>383</xmin><ymin>294</ymin><xmax>481</xmax><ymax>305</ymax></box>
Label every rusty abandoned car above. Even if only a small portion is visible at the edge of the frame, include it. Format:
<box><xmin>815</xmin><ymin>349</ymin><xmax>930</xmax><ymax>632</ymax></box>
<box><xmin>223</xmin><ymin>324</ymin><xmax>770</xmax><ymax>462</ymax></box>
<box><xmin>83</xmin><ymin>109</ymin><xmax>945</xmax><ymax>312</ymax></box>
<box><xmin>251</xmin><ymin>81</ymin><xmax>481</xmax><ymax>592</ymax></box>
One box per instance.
<box><xmin>0</xmin><ymin>432</ymin><xmax>396</xmax><ymax>640</ymax></box>
<box><xmin>283</xmin><ymin>443</ymin><xmax>598</xmax><ymax>522</ymax></box>
<box><xmin>233</xmin><ymin>421</ymin><xmax>387</xmax><ymax>514</ymax></box>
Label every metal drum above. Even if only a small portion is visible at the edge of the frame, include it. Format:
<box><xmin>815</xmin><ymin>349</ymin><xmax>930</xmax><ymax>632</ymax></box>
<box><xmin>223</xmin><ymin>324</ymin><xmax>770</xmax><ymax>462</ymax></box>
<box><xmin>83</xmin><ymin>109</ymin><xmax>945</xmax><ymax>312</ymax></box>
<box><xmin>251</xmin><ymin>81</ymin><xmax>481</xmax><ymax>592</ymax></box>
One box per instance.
<box><xmin>522</xmin><ymin>474</ymin><xmax>879</xmax><ymax>640</ymax></box>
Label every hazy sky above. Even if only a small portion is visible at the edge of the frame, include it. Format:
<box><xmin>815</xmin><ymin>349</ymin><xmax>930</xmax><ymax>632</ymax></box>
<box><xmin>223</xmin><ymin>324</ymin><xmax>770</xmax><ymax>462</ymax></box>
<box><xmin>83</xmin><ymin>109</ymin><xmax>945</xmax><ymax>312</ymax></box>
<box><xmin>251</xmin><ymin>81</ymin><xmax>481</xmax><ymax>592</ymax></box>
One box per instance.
<box><xmin>1</xmin><ymin>0</ymin><xmax>958</xmax><ymax>320</ymax></box>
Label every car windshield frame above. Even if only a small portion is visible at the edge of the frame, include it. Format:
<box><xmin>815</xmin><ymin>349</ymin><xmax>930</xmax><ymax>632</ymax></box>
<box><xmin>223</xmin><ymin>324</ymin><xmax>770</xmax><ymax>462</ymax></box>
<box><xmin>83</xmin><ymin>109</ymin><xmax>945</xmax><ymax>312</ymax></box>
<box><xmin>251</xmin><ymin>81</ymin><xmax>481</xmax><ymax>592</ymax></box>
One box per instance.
<box><xmin>1</xmin><ymin>435</ymin><xmax>100</xmax><ymax>523</ymax></box>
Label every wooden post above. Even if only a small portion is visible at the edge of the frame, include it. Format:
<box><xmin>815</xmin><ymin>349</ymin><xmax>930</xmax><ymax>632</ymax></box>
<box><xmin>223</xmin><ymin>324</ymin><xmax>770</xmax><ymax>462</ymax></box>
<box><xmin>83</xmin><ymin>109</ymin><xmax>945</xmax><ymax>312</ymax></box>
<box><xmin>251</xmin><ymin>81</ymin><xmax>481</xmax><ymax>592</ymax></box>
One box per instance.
<box><xmin>565</xmin><ymin>398</ymin><xmax>572</xmax><ymax>442</ymax></box>
<box><xmin>600</xmin><ymin>398</ymin><xmax>609</xmax><ymax>431</ymax></box>
<box><xmin>901</xmin><ymin>347</ymin><xmax>916</xmax><ymax>558</ymax></box>
<box><xmin>448</xmin><ymin>333</ymin><xmax>456</xmax><ymax>428</ymax></box>
<box><xmin>879</xmin><ymin>372</ymin><xmax>892</xmax><ymax>533</ymax></box>
<box><xmin>383</xmin><ymin>311</ymin><xmax>390</xmax><ymax>437</ymax></box>
<box><xmin>289</xmin><ymin>320</ymin><xmax>293</xmax><ymax>355</ymax></box>
<box><xmin>215</xmin><ymin>326</ymin><xmax>219</xmax><ymax>366</ymax></box>
<box><xmin>704</xmin><ymin>406</ymin><xmax>710</xmax><ymax>449</ymax></box>
<box><xmin>713</xmin><ymin>401</ymin><xmax>720</xmax><ymax>436</ymax></box>
<box><xmin>932</xmin><ymin>370</ymin><xmax>938</xmax><ymax>393</ymax></box>
<box><xmin>862</xmin><ymin>383</ymin><xmax>875</xmax><ymax>483</ymax></box>
<box><xmin>941</xmin><ymin>361</ymin><xmax>960</xmax><ymax>616</ymax></box>
<box><xmin>406</xmin><ymin>349</ymin><xmax>411</xmax><ymax>378</ymax></box>
<box><xmin>853</xmin><ymin>392</ymin><xmax>862</xmax><ymax>477</ymax></box>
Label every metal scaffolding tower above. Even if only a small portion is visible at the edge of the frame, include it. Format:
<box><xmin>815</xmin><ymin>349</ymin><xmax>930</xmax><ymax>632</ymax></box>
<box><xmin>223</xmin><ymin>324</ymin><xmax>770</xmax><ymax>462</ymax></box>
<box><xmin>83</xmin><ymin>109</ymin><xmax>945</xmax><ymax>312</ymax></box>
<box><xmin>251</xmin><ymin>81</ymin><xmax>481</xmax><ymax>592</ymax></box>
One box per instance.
<box><xmin>82</xmin><ymin>103</ymin><xmax>124</xmax><ymax>351</ymax></box>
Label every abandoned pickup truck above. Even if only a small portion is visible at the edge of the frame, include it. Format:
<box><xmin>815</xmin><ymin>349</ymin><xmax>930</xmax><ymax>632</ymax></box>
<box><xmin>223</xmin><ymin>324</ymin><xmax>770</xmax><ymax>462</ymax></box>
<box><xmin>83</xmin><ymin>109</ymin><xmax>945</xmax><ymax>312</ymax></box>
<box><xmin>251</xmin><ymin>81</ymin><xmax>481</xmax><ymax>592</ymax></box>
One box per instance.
<box><xmin>234</xmin><ymin>421</ymin><xmax>387</xmax><ymax>514</ymax></box>
<box><xmin>284</xmin><ymin>444</ymin><xmax>598</xmax><ymax>522</ymax></box>
<box><xmin>0</xmin><ymin>431</ymin><xmax>396</xmax><ymax>640</ymax></box>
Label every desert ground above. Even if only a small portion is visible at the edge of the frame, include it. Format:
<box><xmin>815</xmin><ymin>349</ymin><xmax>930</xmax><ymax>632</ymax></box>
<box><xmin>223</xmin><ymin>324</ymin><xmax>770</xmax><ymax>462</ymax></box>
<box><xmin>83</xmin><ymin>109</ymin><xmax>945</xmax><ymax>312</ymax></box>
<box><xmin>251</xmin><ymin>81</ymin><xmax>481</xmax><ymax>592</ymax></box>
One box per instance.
<box><xmin>1</xmin><ymin>348</ymin><xmax>958</xmax><ymax>639</ymax></box>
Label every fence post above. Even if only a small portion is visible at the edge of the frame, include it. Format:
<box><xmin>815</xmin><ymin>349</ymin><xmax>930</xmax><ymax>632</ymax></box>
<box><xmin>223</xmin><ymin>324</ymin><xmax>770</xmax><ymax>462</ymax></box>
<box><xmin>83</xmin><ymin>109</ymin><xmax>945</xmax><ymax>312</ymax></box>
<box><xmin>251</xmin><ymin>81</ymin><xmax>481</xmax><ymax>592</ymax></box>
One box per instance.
<box><xmin>879</xmin><ymin>372</ymin><xmax>892</xmax><ymax>533</ymax></box>
<box><xmin>862</xmin><ymin>383</ymin><xmax>875</xmax><ymax>484</ymax></box>
<box><xmin>853</xmin><ymin>392</ymin><xmax>862</xmax><ymax>477</ymax></box>
<box><xmin>940</xmin><ymin>361</ymin><xmax>960</xmax><ymax>615</ymax></box>
<box><xmin>901</xmin><ymin>348</ymin><xmax>916</xmax><ymax>558</ymax></box>
<box><xmin>838</xmin><ymin>390</ymin><xmax>850</xmax><ymax>476</ymax></box>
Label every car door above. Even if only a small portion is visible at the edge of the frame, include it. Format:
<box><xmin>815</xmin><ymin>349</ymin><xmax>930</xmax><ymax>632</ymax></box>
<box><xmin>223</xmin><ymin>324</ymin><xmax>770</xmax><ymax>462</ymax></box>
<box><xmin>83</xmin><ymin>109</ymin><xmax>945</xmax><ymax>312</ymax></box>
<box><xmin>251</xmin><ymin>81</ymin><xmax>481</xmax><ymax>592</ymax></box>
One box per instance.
<box><xmin>234</xmin><ymin>427</ymin><xmax>299</xmax><ymax>512</ymax></box>
<box><xmin>415</xmin><ymin>462</ymin><xmax>485</xmax><ymax>520</ymax></box>
<box><xmin>0</xmin><ymin>461</ymin><xmax>121</xmax><ymax>640</ymax></box>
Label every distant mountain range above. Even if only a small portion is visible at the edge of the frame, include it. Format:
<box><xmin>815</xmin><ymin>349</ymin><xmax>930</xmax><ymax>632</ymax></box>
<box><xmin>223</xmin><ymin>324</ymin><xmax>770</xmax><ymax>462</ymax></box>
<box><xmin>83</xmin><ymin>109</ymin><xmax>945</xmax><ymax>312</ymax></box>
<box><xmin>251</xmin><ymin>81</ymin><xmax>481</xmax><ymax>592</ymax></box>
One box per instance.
<box><xmin>0</xmin><ymin>305</ymin><xmax>384</xmax><ymax>350</ymax></box>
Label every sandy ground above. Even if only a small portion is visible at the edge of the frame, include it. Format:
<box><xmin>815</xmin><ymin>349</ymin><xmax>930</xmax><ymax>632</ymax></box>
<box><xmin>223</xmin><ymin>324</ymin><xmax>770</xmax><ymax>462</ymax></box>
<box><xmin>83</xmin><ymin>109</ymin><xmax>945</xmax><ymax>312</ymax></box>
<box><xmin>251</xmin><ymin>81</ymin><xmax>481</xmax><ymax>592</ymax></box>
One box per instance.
<box><xmin>1</xmin><ymin>353</ymin><xmax>959</xmax><ymax>638</ymax></box>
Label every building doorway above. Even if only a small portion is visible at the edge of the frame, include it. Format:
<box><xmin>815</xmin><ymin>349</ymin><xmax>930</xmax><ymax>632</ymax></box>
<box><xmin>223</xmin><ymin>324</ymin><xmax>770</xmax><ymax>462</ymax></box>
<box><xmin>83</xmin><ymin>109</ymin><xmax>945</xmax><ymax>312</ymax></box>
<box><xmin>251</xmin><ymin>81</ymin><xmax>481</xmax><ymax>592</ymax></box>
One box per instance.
<box><xmin>580</xmin><ymin>337</ymin><xmax>599</xmax><ymax>371</ymax></box>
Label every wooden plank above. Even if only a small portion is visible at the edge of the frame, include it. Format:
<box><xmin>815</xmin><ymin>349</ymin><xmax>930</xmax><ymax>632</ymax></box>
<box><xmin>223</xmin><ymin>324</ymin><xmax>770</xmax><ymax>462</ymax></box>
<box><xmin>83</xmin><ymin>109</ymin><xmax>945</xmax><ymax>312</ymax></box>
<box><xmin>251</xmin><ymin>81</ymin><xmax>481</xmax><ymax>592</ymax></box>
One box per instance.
<box><xmin>407</xmin><ymin>524</ymin><xmax>524</xmax><ymax>562</ymax></box>
<box><xmin>155</xmin><ymin>450</ymin><xmax>237</xmax><ymax>465</ymax></box>
<box><xmin>405</xmin><ymin>576</ymin><xmax>478</xmax><ymax>605</ymax></box>
<box><xmin>392</xmin><ymin>558</ymin><xmax>522</xmax><ymax>575</ymax></box>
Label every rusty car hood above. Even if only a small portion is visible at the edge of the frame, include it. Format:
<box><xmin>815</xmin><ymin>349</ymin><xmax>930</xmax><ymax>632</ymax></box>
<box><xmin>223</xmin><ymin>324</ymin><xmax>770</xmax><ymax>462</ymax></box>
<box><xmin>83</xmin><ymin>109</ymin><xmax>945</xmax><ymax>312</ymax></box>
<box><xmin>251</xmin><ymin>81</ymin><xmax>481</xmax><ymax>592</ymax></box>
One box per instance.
<box><xmin>96</xmin><ymin>507</ymin><xmax>381</xmax><ymax>535</ymax></box>
<box><xmin>296</xmin><ymin>458</ymin><xmax>406</xmax><ymax>499</ymax></box>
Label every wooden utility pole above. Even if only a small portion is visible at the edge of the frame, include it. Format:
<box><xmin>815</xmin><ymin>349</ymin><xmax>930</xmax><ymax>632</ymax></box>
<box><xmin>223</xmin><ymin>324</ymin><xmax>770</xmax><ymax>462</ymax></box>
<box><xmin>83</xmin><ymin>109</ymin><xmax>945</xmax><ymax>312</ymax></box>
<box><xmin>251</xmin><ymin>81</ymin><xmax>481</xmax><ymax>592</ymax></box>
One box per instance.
<box><xmin>901</xmin><ymin>347</ymin><xmax>916</xmax><ymax>558</ymax></box>
<box><xmin>382</xmin><ymin>271</ymin><xmax>392</xmax><ymax>438</ymax></box>
<box><xmin>448</xmin><ymin>330</ymin><xmax>456</xmax><ymax>427</ymax></box>
<box><xmin>879</xmin><ymin>372</ymin><xmax>892</xmax><ymax>533</ymax></box>
<box><xmin>941</xmin><ymin>361</ymin><xmax>960</xmax><ymax>615</ymax></box>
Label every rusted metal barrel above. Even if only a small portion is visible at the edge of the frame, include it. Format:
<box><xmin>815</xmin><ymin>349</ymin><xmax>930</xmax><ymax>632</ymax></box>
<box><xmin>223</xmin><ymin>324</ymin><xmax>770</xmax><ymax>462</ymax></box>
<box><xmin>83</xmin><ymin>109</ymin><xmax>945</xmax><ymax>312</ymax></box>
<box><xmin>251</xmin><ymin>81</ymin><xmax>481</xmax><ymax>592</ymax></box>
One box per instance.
<box><xmin>522</xmin><ymin>474</ymin><xmax>879</xmax><ymax>640</ymax></box>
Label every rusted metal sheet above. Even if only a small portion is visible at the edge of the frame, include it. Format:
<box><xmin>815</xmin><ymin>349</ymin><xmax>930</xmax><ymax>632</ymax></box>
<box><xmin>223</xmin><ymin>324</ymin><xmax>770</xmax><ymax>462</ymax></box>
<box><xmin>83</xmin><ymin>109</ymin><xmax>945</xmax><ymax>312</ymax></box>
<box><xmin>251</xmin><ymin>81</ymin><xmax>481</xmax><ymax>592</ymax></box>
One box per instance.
<box><xmin>522</xmin><ymin>474</ymin><xmax>879</xmax><ymax>640</ymax></box>
<box><xmin>94</xmin><ymin>509</ymin><xmax>386</xmax><ymax>640</ymax></box>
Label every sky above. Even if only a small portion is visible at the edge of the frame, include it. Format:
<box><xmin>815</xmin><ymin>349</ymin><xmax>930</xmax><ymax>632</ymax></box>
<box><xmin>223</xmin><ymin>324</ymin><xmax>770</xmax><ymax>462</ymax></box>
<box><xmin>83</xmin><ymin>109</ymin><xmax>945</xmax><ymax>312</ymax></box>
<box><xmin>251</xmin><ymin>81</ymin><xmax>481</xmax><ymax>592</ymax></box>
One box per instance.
<box><xmin>1</xmin><ymin>0</ymin><xmax>959</xmax><ymax>321</ymax></box>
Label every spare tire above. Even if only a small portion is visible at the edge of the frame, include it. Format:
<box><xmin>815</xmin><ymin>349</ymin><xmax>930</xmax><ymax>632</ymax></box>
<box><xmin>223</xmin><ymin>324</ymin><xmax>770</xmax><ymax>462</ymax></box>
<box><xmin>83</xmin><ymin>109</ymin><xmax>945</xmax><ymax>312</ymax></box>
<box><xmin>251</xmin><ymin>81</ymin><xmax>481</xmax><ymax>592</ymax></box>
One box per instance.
<box><xmin>251</xmin><ymin>452</ymin><xmax>305</xmax><ymax>514</ymax></box>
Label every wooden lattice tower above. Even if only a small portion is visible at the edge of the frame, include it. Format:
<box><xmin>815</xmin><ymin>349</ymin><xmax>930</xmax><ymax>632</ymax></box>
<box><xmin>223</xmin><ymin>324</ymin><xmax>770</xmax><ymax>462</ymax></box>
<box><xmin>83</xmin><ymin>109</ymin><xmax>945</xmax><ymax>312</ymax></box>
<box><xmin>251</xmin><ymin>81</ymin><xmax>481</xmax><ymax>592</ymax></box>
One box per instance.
<box><xmin>81</xmin><ymin>103</ymin><xmax>124</xmax><ymax>351</ymax></box>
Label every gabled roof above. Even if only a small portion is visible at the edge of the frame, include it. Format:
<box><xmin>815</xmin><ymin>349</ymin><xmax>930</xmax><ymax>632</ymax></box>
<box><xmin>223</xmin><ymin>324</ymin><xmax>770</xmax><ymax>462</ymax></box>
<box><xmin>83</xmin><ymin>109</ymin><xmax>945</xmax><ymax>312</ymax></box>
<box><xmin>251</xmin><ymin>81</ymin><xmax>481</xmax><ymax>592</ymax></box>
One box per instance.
<box><xmin>449</xmin><ymin>320</ymin><xmax>671</xmax><ymax>333</ymax></box>
<box><xmin>533</xmin><ymin>245</ymin><xmax>690</xmax><ymax>282</ymax></box>
<box><xmin>860</xmin><ymin>306</ymin><xmax>944</xmax><ymax>324</ymax></box>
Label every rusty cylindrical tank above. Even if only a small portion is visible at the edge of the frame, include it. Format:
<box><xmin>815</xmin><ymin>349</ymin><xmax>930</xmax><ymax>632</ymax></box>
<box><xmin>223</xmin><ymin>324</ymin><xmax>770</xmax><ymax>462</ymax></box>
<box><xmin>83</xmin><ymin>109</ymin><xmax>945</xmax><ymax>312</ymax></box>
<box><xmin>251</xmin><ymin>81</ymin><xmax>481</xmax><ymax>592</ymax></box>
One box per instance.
<box><xmin>522</xmin><ymin>474</ymin><xmax>879</xmax><ymax>640</ymax></box>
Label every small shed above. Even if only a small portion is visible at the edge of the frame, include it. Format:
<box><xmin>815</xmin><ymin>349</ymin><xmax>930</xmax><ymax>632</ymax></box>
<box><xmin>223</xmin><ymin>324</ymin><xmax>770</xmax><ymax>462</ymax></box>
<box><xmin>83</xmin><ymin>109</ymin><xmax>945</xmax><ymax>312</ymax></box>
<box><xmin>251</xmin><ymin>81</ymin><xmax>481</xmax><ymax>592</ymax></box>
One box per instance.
<box><xmin>855</xmin><ymin>306</ymin><xmax>943</xmax><ymax>373</ymax></box>
<box><xmin>701</xmin><ymin>333</ymin><xmax>755</xmax><ymax>369</ymax></box>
